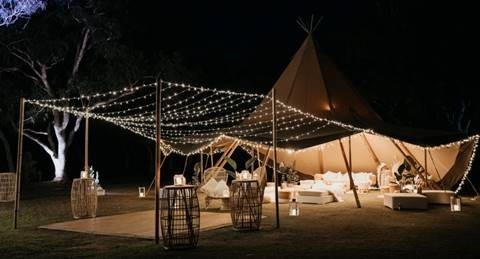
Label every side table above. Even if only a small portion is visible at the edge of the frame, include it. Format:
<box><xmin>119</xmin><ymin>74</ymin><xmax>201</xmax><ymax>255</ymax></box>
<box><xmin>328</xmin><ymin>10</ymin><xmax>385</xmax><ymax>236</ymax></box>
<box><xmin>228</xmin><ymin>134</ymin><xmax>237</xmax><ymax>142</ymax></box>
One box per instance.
<box><xmin>71</xmin><ymin>178</ymin><xmax>97</xmax><ymax>219</ymax></box>
<box><xmin>160</xmin><ymin>185</ymin><xmax>200</xmax><ymax>250</ymax></box>
<box><xmin>230</xmin><ymin>180</ymin><xmax>262</xmax><ymax>231</ymax></box>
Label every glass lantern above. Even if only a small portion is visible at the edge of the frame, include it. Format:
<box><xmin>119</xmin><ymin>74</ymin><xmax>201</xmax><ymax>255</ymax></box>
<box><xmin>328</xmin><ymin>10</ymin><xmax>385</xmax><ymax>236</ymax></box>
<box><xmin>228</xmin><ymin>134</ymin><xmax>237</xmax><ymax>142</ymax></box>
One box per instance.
<box><xmin>80</xmin><ymin>170</ymin><xmax>89</xmax><ymax>179</ymax></box>
<box><xmin>240</xmin><ymin>170</ymin><xmax>252</xmax><ymax>180</ymax></box>
<box><xmin>450</xmin><ymin>196</ymin><xmax>462</xmax><ymax>212</ymax></box>
<box><xmin>173</xmin><ymin>174</ymin><xmax>186</xmax><ymax>186</ymax></box>
<box><xmin>289</xmin><ymin>198</ymin><xmax>299</xmax><ymax>216</ymax></box>
<box><xmin>138</xmin><ymin>187</ymin><xmax>146</xmax><ymax>198</ymax></box>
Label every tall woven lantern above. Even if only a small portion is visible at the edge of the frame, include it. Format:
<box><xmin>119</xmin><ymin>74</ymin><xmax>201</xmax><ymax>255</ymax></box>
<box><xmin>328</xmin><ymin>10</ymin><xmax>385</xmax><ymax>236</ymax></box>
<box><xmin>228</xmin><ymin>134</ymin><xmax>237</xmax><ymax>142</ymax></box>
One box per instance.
<box><xmin>160</xmin><ymin>185</ymin><xmax>200</xmax><ymax>250</ymax></box>
<box><xmin>0</xmin><ymin>173</ymin><xmax>16</xmax><ymax>202</ymax></box>
<box><xmin>71</xmin><ymin>178</ymin><xmax>98</xmax><ymax>219</ymax></box>
<box><xmin>230</xmin><ymin>179</ymin><xmax>262</xmax><ymax>231</ymax></box>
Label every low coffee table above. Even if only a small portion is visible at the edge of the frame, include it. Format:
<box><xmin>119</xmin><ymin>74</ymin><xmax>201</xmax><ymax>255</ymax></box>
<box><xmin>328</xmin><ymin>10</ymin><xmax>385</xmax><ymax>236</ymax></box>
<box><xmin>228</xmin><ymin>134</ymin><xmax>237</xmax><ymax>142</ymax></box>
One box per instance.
<box><xmin>384</xmin><ymin>193</ymin><xmax>428</xmax><ymax>210</ymax></box>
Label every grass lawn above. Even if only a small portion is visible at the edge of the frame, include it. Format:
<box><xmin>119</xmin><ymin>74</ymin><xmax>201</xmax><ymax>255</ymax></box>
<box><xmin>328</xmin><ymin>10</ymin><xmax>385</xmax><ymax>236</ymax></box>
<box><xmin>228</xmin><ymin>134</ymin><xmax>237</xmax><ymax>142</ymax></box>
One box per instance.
<box><xmin>1</xmin><ymin>183</ymin><xmax>480</xmax><ymax>258</ymax></box>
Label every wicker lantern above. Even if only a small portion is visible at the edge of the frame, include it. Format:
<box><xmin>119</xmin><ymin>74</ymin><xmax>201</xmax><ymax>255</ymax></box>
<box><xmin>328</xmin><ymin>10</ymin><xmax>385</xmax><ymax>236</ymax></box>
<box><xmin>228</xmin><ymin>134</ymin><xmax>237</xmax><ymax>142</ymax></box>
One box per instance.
<box><xmin>71</xmin><ymin>178</ymin><xmax>97</xmax><ymax>219</ymax></box>
<box><xmin>450</xmin><ymin>196</ymin><xmax>462</xmax><ymax>212</ymax></box>
<box><xmin>160</xmin><ymin>185</ymin><xmax>200</xmax><ymax>250</ymax></box>
<box><xmin>0</xmin><ymin>173</ymin><xmax>16</xmax><ymax>202</ymax></box>
<box><xmin>230</xmin><ymin>180</ymin><xmax>262</xmax><ymax>231</ymax></box>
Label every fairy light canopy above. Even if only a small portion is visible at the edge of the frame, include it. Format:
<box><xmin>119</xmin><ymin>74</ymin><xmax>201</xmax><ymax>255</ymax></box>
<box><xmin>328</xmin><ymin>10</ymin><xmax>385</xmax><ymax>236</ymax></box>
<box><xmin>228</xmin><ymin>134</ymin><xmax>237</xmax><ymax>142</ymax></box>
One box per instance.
<box><xmin>25</xmin><ymin>80</ymin><xmax>365</xmax><ymax>155</ymax></box>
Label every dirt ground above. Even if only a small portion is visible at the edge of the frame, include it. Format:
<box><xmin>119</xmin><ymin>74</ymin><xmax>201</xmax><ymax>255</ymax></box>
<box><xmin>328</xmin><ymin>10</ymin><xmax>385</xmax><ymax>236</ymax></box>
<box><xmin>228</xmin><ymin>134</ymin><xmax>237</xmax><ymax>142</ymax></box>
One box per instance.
<box><xmin>1</xmin><ymin>184</ymin><xmax>480</xmax><ymax>258</ymax></box>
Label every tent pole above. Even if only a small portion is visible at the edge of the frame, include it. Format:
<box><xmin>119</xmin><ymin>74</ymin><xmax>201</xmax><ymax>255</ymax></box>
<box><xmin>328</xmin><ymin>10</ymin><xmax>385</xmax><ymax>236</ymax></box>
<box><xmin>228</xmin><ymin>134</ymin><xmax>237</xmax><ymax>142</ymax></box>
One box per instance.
<box><xmin>13</xmin><ymin>97</ymin><xmax>25</xmax><ymax>229</ymax></box>
<box><xmin>210</xmin><ymin>146</ymin><xmax>214</xmax><ymax>167</ymax></box>
<box><xmin>84</xmin><ymin>110</ymin><xmax>89</xmax><ymax>174</ymax></box>
<box><xmin>339</xmin><ymin>138</ymin><xmax>361</xmax><ymax>208</ymax></box>
<box><xmin>272</xmin><ymin>89</ymin><xmax>280</xmax><ymax>228</ymax></box>
<box><xmin>154</xmin><ymin>80</ymin><xmax>162</xmax><ymax>245</ymax></box>
<box><xmin>466</xmin><ymin>177</ymin><xmax>480</xmax><ymax>198</ymax></box>
<box><xmin>200</xmin><ymin>151</ymin><xmax>204</xmax><ymax>183</ymax></box>
<box><xmin>361</xmin><ymin>133</ymin><xmax>380</xmax><ymax>166</ymax></box>
<box><xmin>146</xmin><ymin>155</ymin><xmax>168</xmax><ymax>197</ymax></box>
<box><xmin>182</xmin><ymin>155</ymin><xmax>189</xmax><ymax>175</ymax></box>
<box><xmin>424</xmin><ymin>148</ymin><xmax>429</xmax><ymax>188</ymax></box>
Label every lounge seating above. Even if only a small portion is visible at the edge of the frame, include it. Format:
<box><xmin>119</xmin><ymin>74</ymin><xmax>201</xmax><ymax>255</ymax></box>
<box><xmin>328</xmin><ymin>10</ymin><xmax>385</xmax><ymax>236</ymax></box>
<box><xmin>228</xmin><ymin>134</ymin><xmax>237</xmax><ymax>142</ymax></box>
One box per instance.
<box><xmin>314</xmin><ymin>171</ymin><xmax>376</xmax><ymax>192</ymax></box>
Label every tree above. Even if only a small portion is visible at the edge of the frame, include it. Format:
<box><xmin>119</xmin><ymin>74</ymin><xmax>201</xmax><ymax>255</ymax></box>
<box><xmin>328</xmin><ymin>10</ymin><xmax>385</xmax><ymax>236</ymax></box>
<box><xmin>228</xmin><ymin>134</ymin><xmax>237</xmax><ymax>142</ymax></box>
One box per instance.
<box><xmin>0</xmin><ymin>0</ymin><xmax>137</xmax><ymax>181</ymax></box>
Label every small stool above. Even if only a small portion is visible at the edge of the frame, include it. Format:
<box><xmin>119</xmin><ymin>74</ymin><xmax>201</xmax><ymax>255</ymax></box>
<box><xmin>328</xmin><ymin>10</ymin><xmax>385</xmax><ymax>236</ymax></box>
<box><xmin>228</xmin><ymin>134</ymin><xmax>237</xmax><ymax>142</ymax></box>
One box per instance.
<box><xmin>71</xmin><ymin>178</ymin><xmax>97</xmax><ymax>219</ymax></box>
<box><xmin>230</xmin><ymin>180</ymin><xmax>262</xmax><ymax>231</ymax></box>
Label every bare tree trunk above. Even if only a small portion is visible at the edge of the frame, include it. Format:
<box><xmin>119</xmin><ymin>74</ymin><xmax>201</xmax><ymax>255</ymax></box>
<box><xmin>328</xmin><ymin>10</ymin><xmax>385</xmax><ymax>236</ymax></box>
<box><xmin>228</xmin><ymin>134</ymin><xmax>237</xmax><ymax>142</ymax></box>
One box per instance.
<box><xmin>0</xmin><ymin>128</ymin><xmax>15</xmax><ymax>171</ymax></box>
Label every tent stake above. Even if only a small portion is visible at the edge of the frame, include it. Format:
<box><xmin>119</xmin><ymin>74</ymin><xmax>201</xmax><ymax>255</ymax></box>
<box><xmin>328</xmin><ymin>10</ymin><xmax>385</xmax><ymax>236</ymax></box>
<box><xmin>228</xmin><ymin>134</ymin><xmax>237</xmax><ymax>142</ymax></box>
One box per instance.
<box><xmin>272</xmin><ymin>89</ymin><xmax>280</xmax><ymax>228</ymax></box>
<box><xmin>13</xmin><ymin>97</ymin><xmax>25</xmax><ymax>229</ymax></box>
<box><xmin>154</xmin><ymin>80</ymin><xmax>162</xmax><ymax>244</ymax></box>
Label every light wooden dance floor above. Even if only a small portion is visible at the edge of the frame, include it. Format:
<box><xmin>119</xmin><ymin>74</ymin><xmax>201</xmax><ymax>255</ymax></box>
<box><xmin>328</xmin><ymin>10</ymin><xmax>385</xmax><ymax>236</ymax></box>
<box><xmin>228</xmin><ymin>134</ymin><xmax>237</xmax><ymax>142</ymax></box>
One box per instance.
<box><xmin>39</xmin><ymin>210</ymin><xmax>232</xmax><ymax>240</ymax></box>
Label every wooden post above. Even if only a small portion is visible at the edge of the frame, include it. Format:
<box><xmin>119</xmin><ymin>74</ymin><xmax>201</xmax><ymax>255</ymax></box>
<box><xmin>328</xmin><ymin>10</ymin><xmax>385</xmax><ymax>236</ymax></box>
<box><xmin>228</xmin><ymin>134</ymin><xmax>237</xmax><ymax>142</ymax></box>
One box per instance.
<box><xmin>13</xmin><ymin>97</ymin><xmax>25</xmax><ymax>229</ymax></box>
<box><xmin>155</xmin><ymin>80</ymin><xmax>162</xmax><ymax>244</ymax></box>
<box><xmin>200</xmin><ymin>151</ymin><xmax>204</xmax><ymax>183</ymax></box>
<box><xmin>349</xmin><ymin>136</ymin><xmax>361</xmax><ymax>208</ymax></box>
<box><xmin>272</xmin><ymin>89</ymin><xmax>280</xmax><ymax>228</ymax></box>
<box><xmin>210</xmin><ymin>146</ymin><xmax>214</xmax><ymax>167</ymax></box>
<box><xmin>361</xmin><ymin>133</ymin><xmax>380</xmax><ymax>166</ymax></box>
<box><xmin>84</xmin><ymin>109</ymin><xmax>90</xmax><ymax>173</ymax></box>
<box><xmin>338</xmin><ymin>138</ymin><xmax>361</xmax><ymax>208</ymax></box>
<box><xmin>424</xmin><ymin>148</ymin><xmax>429</xmax><ymax>188</ymax></box>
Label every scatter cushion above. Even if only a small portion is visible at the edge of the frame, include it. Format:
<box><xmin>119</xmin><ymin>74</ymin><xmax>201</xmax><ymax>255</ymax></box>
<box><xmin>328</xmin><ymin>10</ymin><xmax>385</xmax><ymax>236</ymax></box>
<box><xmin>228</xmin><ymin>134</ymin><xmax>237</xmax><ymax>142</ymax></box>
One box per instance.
<box><xmin>213</xmin><ymin>180</ymin><xmax>229</xmax><ymax>197</ymax></box>
<box><xmin>200</xmin><ymin>178</ymin><xmax>218</xmax><ymax>195</ymax></box>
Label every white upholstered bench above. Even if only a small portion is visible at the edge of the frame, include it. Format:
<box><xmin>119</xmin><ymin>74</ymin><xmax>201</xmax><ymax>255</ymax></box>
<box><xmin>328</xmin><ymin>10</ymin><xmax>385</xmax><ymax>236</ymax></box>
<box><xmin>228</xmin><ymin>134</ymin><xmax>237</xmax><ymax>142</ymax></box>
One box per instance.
<box><xmin>297</xmin><ymin>190</ymin><xmax>334</xmax><ymax>204</ymax></box>
<box><xmin>384</xmin><ymin>193</ymin><xmax>428</xmax><ymax>210</ymax></box>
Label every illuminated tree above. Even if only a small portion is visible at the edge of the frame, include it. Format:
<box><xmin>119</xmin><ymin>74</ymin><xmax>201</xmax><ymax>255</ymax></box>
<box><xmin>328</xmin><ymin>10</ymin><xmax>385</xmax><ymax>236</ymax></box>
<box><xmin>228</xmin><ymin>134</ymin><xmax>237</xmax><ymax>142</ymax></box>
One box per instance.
<box><xmin>0</xmin><ymin>0</ymin><xmax>46</xmax><ymax>27</ymax></box>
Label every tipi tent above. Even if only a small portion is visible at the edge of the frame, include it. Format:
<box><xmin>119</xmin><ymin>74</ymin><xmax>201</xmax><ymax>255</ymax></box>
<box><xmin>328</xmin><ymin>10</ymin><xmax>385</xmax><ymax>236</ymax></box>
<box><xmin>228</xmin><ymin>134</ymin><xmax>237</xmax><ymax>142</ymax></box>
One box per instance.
<box><xmin>238</xmin><ymin>34</ymin><xmax>478</xmax><ymax>191</ymax></box>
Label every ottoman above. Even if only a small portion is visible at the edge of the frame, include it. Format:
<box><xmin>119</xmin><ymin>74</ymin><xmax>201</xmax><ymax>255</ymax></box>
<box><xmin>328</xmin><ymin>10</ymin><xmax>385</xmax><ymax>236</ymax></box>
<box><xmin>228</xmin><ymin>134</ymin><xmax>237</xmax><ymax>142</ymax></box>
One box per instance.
<box><xmin>297</xmin><ymin>190</ymin><xmax>334</xmax><ymax>204</ymax></box>
<box><xmin>421</xmin><ymin>190</ymin><xmax>455</xmax><ymax>204</ymax></box>
<box><xmin>384</xmin><ymin>193</ymin><xmax>428</xmax><ymax>210</ymax></box>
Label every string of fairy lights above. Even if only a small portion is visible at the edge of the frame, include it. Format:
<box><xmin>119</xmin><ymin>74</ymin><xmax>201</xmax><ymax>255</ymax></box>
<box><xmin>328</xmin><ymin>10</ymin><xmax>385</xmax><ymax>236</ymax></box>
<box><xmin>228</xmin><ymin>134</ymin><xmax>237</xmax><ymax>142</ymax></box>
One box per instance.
<box><xmin>24</xmin><ymin>79</ymin><xmax>479</xmax><ymax>193</ymax></box>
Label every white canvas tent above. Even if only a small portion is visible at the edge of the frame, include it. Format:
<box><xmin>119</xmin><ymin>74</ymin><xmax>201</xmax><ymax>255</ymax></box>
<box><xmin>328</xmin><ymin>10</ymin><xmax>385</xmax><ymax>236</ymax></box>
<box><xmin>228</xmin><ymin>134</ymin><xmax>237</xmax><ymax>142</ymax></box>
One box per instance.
<box><xmin>229</xmin><ymin>34</ymin><xmax>478</xmax><ymax>191</ymax></box>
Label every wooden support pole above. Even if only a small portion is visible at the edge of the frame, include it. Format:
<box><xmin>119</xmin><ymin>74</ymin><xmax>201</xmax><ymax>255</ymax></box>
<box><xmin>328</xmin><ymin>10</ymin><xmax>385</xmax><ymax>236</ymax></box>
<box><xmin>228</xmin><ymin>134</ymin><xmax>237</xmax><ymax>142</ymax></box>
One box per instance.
<box><xmin>361</xmin><ymin>133</ymin><xmax>380</xmax><ymax>166</ymax></box>
<box><xmin>272</xmin><ymin>89</ymin><xmax>280</xmax><ymax>228</ymax></box>
<box><xmin>210</xmin><ymin>146</ymin><xmax>214</xmax><ymax>167</ymax></box>
<box><xmin>154</xmin><ymin>80</ymin><xmax>162</xmax><ymax>244</ymax></box>
<box><xmin>200</xmin><ymin>151</ymin><xmax>204</xmax><ymax>183</ymax></box>
<box><xmin>218</xmin><ymin>141</ymin><xmax>239</xmax><ymax>169</ymax></box>
<box><xmin>424</xmin><ymin>148</ymin><xmax>429</xmax><ymax>188</ymax></box>
<box><xmin>84</xmin><ymin>110</ymin><xmax>90</xmax><ymax>173</ymax></box>
<box><xmin>13</xmin><ymin>97</ymin><xmax>25</xmax><ymax>229</ymax></box>
<box><xmin>338</xmin><ymin>138</ymin><xmax>361</xmax><ymax>208</ymax></box>
<box><xmin>214</xmin><ymin>140</ymin><xmax>237</xmax><ymax>168</ymax></box>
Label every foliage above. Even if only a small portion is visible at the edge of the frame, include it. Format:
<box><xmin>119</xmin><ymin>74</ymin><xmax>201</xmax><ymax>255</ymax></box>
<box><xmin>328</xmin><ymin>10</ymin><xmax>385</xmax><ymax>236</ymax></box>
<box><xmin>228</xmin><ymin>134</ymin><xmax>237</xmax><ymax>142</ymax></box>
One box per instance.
<box><xmin>88</xmin><ymin>165</ymin><xmax>99</xmax><ymax>185</ymax></box>
<box><xmin>278</xmin><ymin>162</ymin><xmax>299</xmax><ymax>184</ymax></box>
<box><xmin>393</xmin><ymin>158</ymin><xmax>415</xmax><ymax>187</ymax></box>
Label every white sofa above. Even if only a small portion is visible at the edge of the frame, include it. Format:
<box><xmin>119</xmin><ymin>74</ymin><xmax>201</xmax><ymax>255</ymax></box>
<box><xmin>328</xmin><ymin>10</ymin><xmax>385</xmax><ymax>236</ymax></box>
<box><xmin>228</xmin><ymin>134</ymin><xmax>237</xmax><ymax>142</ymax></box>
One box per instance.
<box><xmin>314</xmin><ymin>171</ymin><xmax>376</xmax><ymax>191</ymax></box>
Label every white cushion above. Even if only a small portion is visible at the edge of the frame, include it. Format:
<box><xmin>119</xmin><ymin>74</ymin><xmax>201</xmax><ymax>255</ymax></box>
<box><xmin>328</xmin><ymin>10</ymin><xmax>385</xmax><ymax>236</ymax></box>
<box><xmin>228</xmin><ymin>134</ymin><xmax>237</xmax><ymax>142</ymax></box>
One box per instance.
<box><xmin>213</xmin><ymin>180</ymin><xmax>229</xmax><ymax>197</ymax></box>
<box><xmin>200</xmin><ymin>178</ymin><xmax>218</xmax><ymax>195</ymax></box>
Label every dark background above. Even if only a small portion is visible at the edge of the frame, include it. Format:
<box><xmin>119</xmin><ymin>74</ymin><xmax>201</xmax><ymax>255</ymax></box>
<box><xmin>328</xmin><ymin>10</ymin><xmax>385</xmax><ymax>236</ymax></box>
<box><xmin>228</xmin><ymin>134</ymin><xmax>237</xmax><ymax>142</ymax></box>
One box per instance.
<box><xmin>1</xmin><ymin>1</ymin><xmax>478</xmax><ymax>191</ymax></box>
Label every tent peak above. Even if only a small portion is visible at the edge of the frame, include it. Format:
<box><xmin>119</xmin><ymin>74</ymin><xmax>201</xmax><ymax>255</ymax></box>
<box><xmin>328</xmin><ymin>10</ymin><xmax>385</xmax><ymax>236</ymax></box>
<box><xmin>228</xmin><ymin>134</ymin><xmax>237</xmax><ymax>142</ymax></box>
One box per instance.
<box><xmin>296</xmin><ymin>15</ymin><xmax>323</xmax><ymax>34</ymax></box>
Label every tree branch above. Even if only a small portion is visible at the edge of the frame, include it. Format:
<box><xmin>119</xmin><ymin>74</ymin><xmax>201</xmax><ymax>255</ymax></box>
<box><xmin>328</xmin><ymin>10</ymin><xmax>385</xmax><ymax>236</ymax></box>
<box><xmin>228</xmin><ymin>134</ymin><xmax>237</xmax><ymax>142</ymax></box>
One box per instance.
<box><xmin>68</xmin><ymin>27</ymin><xmax>91</xmax><ymax>87</ymax></box>
<box><xmin>67</xmin><ymin>116</ymin><xmax>83</xmax><ymax>147</ymax></box>
<box><xmin>24</xmin><ymin>128</ymin><xmax>48</xmax><ymax>135</ymax></box>
<box><xmin>61</xmin><ymin>112</ymin><xmax>70</xmax><ymax>131</ymax></box>
<box><xmin>23</xmin><ymin>132</ymin><xmax>54</xmax><ymax>157</ymax></box>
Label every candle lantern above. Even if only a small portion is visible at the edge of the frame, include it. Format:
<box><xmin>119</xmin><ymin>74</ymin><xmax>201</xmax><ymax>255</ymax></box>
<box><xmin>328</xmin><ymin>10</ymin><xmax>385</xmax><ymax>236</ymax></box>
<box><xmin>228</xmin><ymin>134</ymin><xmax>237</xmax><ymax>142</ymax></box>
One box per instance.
<box><xmin>240</xmin><ymin>170</ymin><xmax>251</xmax><ymax>180</ymax></box>
<box><xmin>173</xmin><ymin>174</ymin><xmax>186</xmax><ymax>186</ymax></box>
<box><xmin>138</xmin><ymin>187</ymin><xmax>146</xmax><ymax>198</ymax></box>
<box><xmin>80</xmin><ymin>170</ymin><xmax>89</xmax><ymax>179</ymax></box>
<box><xmin>289</xmin><ymin>198</ymin><xmax>300</xmax><ymax>216</ymax></box>
<box><xmin>450</xmin><ymin>196</ymin><xmax>462</xmax><ymax>212</ymax></box>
